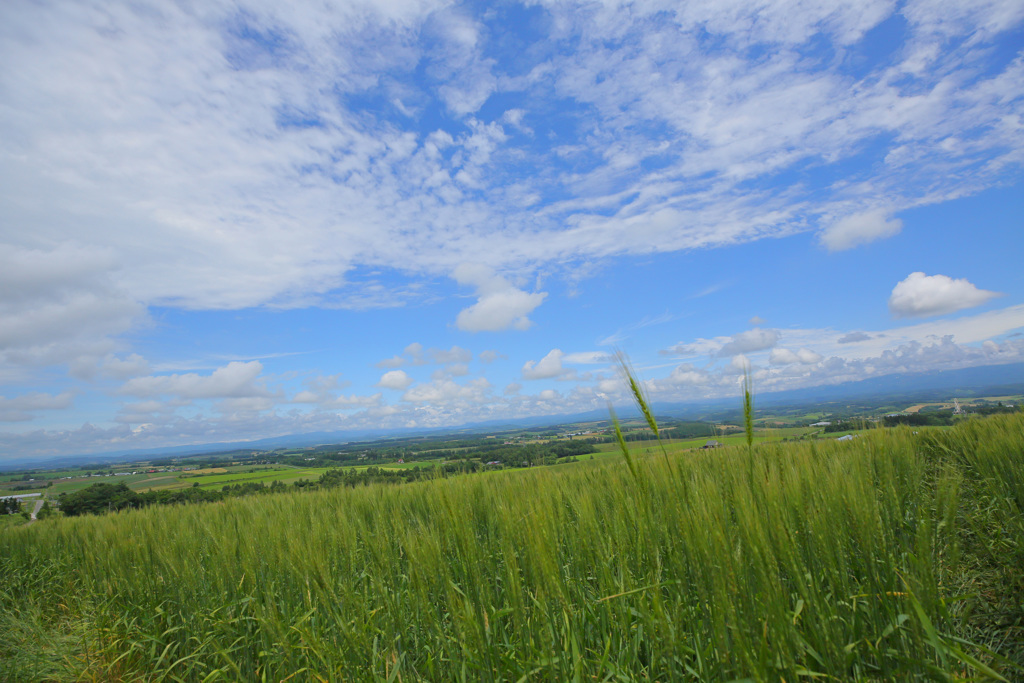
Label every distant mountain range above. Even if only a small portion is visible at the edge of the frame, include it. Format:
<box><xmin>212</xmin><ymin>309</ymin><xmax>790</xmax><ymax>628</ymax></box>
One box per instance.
<box><xmin>4</xmin><ymin>362</ymin><xmax>1023</xmax><ymax>471</ymax></box>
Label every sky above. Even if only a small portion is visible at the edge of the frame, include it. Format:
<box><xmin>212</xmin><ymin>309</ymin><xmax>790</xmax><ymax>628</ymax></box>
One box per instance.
<box><xmin>1</xmin><ymin>0</ymin><xmax>1023</xmax><ymax>461</ymax></box>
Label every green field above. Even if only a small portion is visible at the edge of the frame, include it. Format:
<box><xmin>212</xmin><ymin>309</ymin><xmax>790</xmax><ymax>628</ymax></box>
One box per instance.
<box><xmin>0</xmin><ymin>460</ymin><xmax>458</xmax><ymax>504</ymax></box>
<box><xmin>2</xmin><ymin>412</ymin><xmax>1022</xmax><ymax>681</ymax></box>
<box><xmin>184</xmin><ymin>466</ymin><xmax>330</xmax><ymax>488</ymax></box>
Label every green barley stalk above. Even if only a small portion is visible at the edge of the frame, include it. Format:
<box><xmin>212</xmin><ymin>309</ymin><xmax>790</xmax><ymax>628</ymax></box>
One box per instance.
<box><xmin>608</xmin><ymin>404</ymin><xmax>639</xmax><ymax>483</ymax></box>
<box><xmin>615</xmin><ymin>350</ymin><xmax>669</xmax><ymax>465</ymax></box>
<box><xmin>742</xmin><ymin>366</ymin><xmax>754</xmax><ymax>453</ymax></box>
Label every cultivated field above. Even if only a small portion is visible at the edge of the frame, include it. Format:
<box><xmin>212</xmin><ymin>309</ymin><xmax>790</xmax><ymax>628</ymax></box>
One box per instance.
<box><xmin>1</xmin><ymin>413</ymin><xmax>1022</xmax><ymax>681</ymax></box>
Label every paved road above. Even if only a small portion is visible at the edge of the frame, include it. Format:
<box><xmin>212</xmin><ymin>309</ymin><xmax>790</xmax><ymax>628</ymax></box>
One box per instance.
<box><xmin>29</xmin><ymin>498</ymin><xmax>44</xmax><ymax>521</ymax></box>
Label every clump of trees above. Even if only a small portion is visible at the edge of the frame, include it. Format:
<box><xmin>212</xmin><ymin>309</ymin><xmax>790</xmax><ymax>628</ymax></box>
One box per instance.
<box><xmin>60</xmin><ymin>483</ymin><xmax>231</xmax><ymax>516</ymax></box>
<box><xmin>1</xmin><ymin>497</ymin><xmax>24</xmax><ymax>515</ymax></box>
<box><xmin>882</xmin><ymin>412</ymin><xmax>955</xmax><ymax>427</ymax></box>
<box><xmin>476</xmin><ymin>440</ymin><xmax>596</xmax><ymax>467</ymax></box>
<box><xmin>59</xmin><ymin>483</ymin><xmax>142</xmax><ymax>516</ymax></box>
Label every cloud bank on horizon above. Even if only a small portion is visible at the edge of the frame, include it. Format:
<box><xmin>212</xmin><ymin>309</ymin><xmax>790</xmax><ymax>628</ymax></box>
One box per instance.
<box><xmin>1</xmin><ymin>0</ymin><xmax>1022</xmax><ymax>459</ymax></box>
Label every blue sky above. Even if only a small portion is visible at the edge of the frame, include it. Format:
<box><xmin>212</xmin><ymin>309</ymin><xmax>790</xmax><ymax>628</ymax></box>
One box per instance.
<box><xmin>1</xmin><ymin>0</ymin><xmax>1022</xmax><ymax>460</ymax></box>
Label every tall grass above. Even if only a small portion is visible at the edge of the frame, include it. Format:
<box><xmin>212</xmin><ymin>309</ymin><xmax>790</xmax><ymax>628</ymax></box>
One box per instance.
<box><xmin>743</xmin><ymin>368</ymin><xmax>755</xmax><ymax>452</ymax></box>
<box><xmin>2</xmin><ymin>415</ymin><xmax>1023</xmax><ymax>680</ymax></box>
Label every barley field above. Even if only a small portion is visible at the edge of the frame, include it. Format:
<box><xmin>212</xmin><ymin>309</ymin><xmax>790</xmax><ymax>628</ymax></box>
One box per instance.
<box><xmin>2</xmin><ymin>413</ymin><xmax>1022</xmax><ymax>681</ymax></box>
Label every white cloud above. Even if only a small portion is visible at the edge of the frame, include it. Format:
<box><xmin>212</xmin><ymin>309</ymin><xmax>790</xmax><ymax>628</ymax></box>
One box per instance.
<box><xmin>215</xmin><ymin>397</ymin><xmax>276</xmax><ymax>415</ymax></box>
<box><xmin>478</xmin><ymin>349</ymin><xmax>502</xmax><ymax>363</ymax></box>
<box><xmin>820</xmin><ymin>210</ymin><xmax>903</xmax><ymax>251</ymax></box>
<box><xmin>522</xmin><ymin>349</ymin><xmax>569</xmax><ymax>380</ymax></box>
<box><xmin>118</xmin><ymin>361</ymin><xmax>269</xmax><ymax>399</ymax></box>
<box><xmin>562</xmin><ymin>351</ymin><xmax>609</xmax><ymax>364</ymax></box>
<box><xmin>0</xmin><ymin>244</ymin><xmax>145</xmax><ymax>370</ymax></box>
<box><xmin>889</xmin><ymin>272</ymin><xmax>1001</xmax><ymax>318</ymax></box>
<box><xmin>0</xmin><ymin>391</ymin><xmax>75</xmax><ymax>422</ymax></box>
<box><xmin>70</xmin><ymin>353</ymin><xmax>152</xmax><ymax>381</ymax></box>
<box><xmin>432</xmin><ymin>363</ymin><xmax>470</xmax><ymax>380</ymax></box>
<box><xmin>292</xmin><ymin>384</ymin><xmax>380</xmax><ymax>410</ymax></box>
<box><xmin>402</xmin><ymin>377</ymin><xmax>490</xmax><ymax>403</ymax></box>
<box><xmin>377</xmin><ymin>370</ymin><xmax>414</xmax><ymax>390</ymax></box>
<box><xmin>729</xmin><ymin>355</ymin><xmax>753</xmax><ymax>373</ymax></box>
<box><xmin>98</xmin><ymin>354</ymin><xmax>152</xmax><ymax>380</ymax></box>
<box><xmin>664</xmin><ymin>329</ymin><xmax>782</xmax><ymax>359</ymax></box>
<box><xmin>647</xmin><ymin>334</ymin><xmax>1024</xmax><ymax>401</ymax></box>
<box><xmin>749</xmin><ymin>316</ymin><xmax>766</xmax><ymax>326</ymax></box>
<box><xmin>0</xmin><ymin>0</ymin><xmax>1018</xmax><ymax>331</ymax></box>
<box><xmin>453</xmin><ymin>264</ymin><xmax>547</xmax><ymax>332</ymax></box>
<box><xmin>404</xmin><ymin>343</ymin><xmax>426</xmax><ymax>363</ymax></box>
<box><xmin>321</xmin><ymin>393</ymin><xmax>383</xmax><ymax>410</ymax></box>
<box><xmin>430</xmin><ymin>346</ymin><xmax>472</xmax><ymax>364</ymax></box>
<box><xmin>375</xmin><ymin>343</ymin><xmax>429</xmax><ymax>368</ymax></box>
<box><xmin>902</xmin><ymin>0</ymin><xmax>1024</xmax><ymax>40</ymax></box>
<box><xmin>769</xmin><ymin>347</ymin><xmax>824</xmax><ymax>365</ymax></box>
<box><xmin>666</xmin><ymin>364</ymin><xmax>709</xmax><ymax>387</ymax></box>
<box><xmin>837</xmin><ymin>331</ymin><xmax>872</xmax><ymax>343</ymax></box>
<box><xmin>718</xmin><ymin>328</ymin><xmax>780</xmax><ymax>356</ymax></box>
<box><xmin>0</xmin><ymin>2</ymin><xmax>1019</xmax><ymax>313</ymax></box>
<box><xmin>291</xmin><ymin>374</ymin><xmax>370</xmax><ymax>407</ymax></box>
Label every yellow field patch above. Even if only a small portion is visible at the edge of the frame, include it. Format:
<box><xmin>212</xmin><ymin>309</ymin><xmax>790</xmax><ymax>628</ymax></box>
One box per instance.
<box><xmin>185</xmin><ymin>468</ymin><xmax>228</xmax><ymax>475</ymax></box>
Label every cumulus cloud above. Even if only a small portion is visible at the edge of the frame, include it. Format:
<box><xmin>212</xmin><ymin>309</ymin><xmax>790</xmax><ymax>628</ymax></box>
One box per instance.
<box><xmin>522</xmin><ymin>349</ymin><xmax>569</xmax><ymax>380</ymax></box>
<box><xmin>318</xmin><ymin>393</ymin><xmax>383</xmax><ymax>410</ymax></box>
<box><xmin>838</xmin><ymin>331</ymin><xmax>872</xmax><ymax>343</ymax></box>
<box><xmin>291</xmin><ymin>374</ymin><xmax>369</xmax><ymax>406</ymax></box>
<box><xmin>70</xmin><ymin>353</ymin><xmax>152</xmax><ymax>381</ymax></box>
<box><xmin>478</xmin><ymin>349</ymin><xmax>503</xmax><ymax>363</ymax></box>
<box><xmin>376</xmin><ymin>343</ymin><xmax>428</xmax><ymax>369</ymax></box>
<box><xmin>665</xmin><ymin>329</ymin><xmax>782</xmax><ymax>358</ymax></box>
<box><xmin>647</xmin><ymin>334</ymin><xmax>1024</xmax><ymax>401</ymax></box>
<box><xmin>0</xmin><ymin>244</ymin><xmax>145</xmax><ymax>370</ymax></box>
<box><xmin>562</xmin><ymin>351</ymin><xmax>609</xmax><ymax>364</ymax></box>
<box><xmin>118</xmin><ymin>361</ymin><xmax>269</xmax><ymax>399</ymax></box>
<box><xmin>769</xmin><ymin>347</ymin><xmax>823</xmax><ymax>365</ymax></box>
<box><xmin>661</xmin><ymin>338</ymin><xmax>726</xmax><ymax>357</ymax></box>
<box><xmin>666</xmin><ymin>364</ymin><xmax>709</xmax><ymax>386</ymax></box>
<box><xmin>378</xmin><ymin>344</ymin><xmax>473</xmax><ymax>368</ymax></box>
<box><xmin>377</xmin><ymin>370</ymin><xmax>414</xmax><ymax>390</ymax></box>
<box><xmin>402</xmin><ymin>377</ymin><xmax>490</xmax><ymax>403</ymax></box>
<box><xmin>889</xmin><ymin>272</ymin><xmax>1001</xmax><ymax>318</ymax></box>
<box><xmin>430</xmin><ymin>346</ymin><xmax>472</xmax><ymax>364</ymax></box>
<box><xmin>376</xmin><ymin>356</ymin><xmax>405</xmax><ymax>369</ymax></box>
<box><xmin>820</xmin><ymin>210</ymin><xmax>903</xmax><ymax>251</ymax></box>
<box><xmin>432</xmin><ymin>363</ymin><xmax>470</xmax><ymax>380</ymax></box>
<box><xmin>0</xmin><ymin>391</ymin><xmax>75</xmax><ymax>422</ymax></box>
<box><xmin>729</xmin><ymin>355</ymin><xmax>753</xmax><ymax>373</ymax></box>
<box><xmin>99</xmin><ymin>354</ymin><xmax>152</xmax><ymax>380</ymax></box>
<box><xmin>718</xmin><ymin>328</ymin><xmax>780</xmax><ymax>356</ymax></box>
<box><xmin>453</xmin><ymin>264</ymin><xmax>546</xmax><ymax>332</ymax></box>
